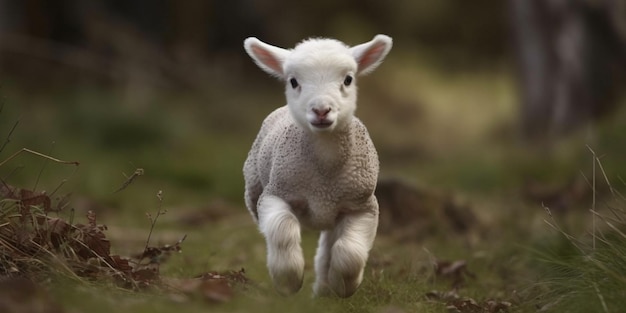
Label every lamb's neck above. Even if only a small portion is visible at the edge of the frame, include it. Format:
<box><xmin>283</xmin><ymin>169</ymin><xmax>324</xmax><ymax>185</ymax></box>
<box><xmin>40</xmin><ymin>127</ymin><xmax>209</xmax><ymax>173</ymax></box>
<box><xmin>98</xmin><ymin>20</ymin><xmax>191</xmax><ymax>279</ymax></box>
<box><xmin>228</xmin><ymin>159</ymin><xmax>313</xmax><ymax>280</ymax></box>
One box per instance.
<box><xmin>306</xmin><ymin>127</ymin><xmax>352</xmax><ymax>169</ymax></box>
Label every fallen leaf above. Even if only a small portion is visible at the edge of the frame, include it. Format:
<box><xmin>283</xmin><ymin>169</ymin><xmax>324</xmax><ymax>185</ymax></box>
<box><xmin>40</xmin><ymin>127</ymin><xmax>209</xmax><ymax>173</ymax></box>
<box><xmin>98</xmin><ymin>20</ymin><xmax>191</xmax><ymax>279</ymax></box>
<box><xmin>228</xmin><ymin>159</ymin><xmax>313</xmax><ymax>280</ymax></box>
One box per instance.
<box><xmin>427</xmin><ymin>290</ymin><xmax>513</xmax><ymax>313</ymax></box>
<box><xmin>199</xmin><ymin>279</ymin><xmax>234</xmax><ymax>303</ymax></box>
<box><xmin>132</xmin><ymin>266</ymin><xmax>160</xmax><ymax>285</ymax></box>
<box><xmin>0</xmin><ymin>182</ymin><xmax>52</xmax><ymax>213</ymax></box>
<box><xmin>434</xmin><ymin>259</ymin><xmax>475</xmax><ymax>288</ymax></box>
<box><xmin>197</xmin><ymin>268</ymin><xmax>250</xmax><ymax>286</ymax></box>
<box><xmin>164</xmin><ymin>269</ymin><xmax>250</xmax><ymax>304</ymax></box>
<box><xmin>135</xmin><ymin>235</ymin><xmax>187</xmax><ymax>265</ymax></box>
<box><xmin>448</xmin><ymin>298</ymin><xmax>482</xmax><ymax>313</ymax></box>
<box><xmin>46</xmin><ymin>217</ymin><xmax>70</xmax><ymax>248</ymax></box>
<box><xmin>425</xmin><ymin>289</ymin><xmax>459</xmax><ymax>302</ymax></box>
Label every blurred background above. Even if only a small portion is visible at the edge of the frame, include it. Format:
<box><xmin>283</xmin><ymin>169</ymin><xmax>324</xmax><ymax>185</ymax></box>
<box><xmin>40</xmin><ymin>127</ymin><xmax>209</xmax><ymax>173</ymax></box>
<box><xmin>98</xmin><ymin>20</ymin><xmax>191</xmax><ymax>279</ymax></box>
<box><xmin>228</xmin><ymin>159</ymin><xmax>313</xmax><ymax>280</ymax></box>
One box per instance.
<box><xmin>0</xmin><ymin>0</ymin><xmax>625</xmax><ymax>217</ymax></box>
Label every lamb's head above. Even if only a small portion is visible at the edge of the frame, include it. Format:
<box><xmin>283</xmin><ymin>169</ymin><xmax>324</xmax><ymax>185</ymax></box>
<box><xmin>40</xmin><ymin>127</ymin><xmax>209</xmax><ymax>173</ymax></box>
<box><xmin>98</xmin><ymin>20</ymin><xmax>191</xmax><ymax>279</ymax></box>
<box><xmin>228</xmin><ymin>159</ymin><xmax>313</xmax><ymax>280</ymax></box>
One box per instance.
<box><xmin>244</xmin><ymin>35</ymin><xmax>392</xmax><ymax>132</ymax></box>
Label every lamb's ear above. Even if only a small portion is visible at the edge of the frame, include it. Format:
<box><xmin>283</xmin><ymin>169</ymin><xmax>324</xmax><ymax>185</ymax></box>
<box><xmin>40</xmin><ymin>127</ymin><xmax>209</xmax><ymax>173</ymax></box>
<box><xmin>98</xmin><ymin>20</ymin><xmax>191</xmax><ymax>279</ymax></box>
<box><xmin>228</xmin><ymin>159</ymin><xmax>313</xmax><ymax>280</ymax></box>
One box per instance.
<box><xmin>244</xmin><ymin>37</ymin><xmax>290</xmax><ymax>79</ymax></box>
<box><xmin>350</xmin><ymin>34</ymin><xmax>393</xmax><ymax>75</ymax></box>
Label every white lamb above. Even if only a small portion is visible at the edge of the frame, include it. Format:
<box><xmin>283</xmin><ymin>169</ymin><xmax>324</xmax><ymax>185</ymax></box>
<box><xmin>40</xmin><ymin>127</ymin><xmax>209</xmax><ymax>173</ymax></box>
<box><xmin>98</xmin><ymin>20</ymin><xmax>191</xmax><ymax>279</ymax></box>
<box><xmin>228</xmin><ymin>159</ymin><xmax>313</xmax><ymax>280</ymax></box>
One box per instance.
<box><xmin>243</xmin><ymin>34</ymin><xmax>392</xmax><ymax>297</ymax></box>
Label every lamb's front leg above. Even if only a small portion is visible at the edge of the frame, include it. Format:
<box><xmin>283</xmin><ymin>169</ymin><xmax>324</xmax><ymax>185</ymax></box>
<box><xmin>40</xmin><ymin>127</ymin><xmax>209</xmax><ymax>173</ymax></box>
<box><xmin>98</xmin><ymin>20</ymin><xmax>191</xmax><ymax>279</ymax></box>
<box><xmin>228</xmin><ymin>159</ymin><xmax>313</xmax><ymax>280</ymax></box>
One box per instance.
<box><xmin>324</xmin><ymin>197</ymin><xmax>379</xmax><ymax>298</ymax></box>
<box><xmin>257</xmin><ymin>195</ymin><xmax>305</xmax><ymax>295</ymax></box>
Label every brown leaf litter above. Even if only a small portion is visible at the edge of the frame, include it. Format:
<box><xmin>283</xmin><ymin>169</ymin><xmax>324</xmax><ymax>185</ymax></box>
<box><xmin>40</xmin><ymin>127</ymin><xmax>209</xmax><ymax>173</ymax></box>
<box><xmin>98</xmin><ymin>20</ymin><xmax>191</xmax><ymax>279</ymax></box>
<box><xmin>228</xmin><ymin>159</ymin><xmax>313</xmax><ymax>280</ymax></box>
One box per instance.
<box><xmin>433</xmin><ymin>259</ymin><xmax>476</xmax><ymax>289</ymax></box>
<box><xmin>0</xmin><ymin>183</ymin><xmax>251</xmax><ymax>304</ymax></box>
<box><xmin>425</xmin><ymin>257</ymin><xmax>512</xmax><ymax>313</ymax></box>
<box><xmin>165</xmin><ymin>268</ymin><xmax>251</xmax><ymax>303</ymax></box>
<box><xmin>426</xmin><ymin>289</ymin><xmax>512</xmax><ymax>313</ymax></box>
<box><xmin>0</xmin><ymin>148</ymin><xmax>251</xmax><ymax>306</ymax></box>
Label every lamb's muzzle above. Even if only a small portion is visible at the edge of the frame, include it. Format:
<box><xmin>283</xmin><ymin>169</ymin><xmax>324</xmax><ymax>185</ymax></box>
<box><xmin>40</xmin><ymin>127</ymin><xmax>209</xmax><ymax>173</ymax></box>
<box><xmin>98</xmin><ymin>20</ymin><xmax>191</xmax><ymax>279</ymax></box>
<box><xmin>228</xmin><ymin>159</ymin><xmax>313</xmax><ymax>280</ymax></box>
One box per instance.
<box><xmin>312</xmin><ymin>107</ymin><xmax>331</xmax><ymax>119</ymax></box>
<box><xmin>242</xmin><ymin>34</ymin><xmax>392</xmax><ymax>297</ymax></box>
<box><xmin>310</xmin><ymin>101</ymin><xmax>334</xmax><ymax>129</ymax></box>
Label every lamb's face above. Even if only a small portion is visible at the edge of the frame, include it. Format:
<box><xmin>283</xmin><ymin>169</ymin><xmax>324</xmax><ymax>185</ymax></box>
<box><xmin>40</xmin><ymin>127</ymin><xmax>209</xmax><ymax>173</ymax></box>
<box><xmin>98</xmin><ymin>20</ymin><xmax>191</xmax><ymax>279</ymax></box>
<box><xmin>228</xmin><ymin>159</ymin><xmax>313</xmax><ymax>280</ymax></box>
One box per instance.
<box><xmin>244</xmin><ymin>34</ymin><xmax>392</xmax><ymax>133</ymax></box>
<box><xmin>284</xmin><ymin>41</ymin><xmax>358</xmax><ymax>132</ymax></box>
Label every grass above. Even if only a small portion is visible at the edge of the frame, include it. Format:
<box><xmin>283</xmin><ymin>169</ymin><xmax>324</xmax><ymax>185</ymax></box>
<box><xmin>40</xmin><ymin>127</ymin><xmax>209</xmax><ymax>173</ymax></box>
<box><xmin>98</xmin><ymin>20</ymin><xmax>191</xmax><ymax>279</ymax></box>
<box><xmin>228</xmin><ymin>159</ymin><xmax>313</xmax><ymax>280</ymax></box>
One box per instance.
<box><xmin>1</xmin><ymin>50</ymin><xmax>626</xmax><ymax>312</ymax></box>
<box><xmin>527</xmin><ymin>155</ymin><xmax>626</xmax><ymax>312</ymax></box>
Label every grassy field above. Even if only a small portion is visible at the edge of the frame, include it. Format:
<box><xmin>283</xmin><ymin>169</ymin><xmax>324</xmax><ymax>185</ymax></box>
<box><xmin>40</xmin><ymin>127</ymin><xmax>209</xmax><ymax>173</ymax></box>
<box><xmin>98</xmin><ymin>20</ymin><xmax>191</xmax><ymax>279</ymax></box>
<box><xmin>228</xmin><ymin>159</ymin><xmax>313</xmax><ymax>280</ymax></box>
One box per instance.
<box><xmin>1</xmin><ymin>52</ymin><xmax>625</xmax><ymax>313</ymax></box>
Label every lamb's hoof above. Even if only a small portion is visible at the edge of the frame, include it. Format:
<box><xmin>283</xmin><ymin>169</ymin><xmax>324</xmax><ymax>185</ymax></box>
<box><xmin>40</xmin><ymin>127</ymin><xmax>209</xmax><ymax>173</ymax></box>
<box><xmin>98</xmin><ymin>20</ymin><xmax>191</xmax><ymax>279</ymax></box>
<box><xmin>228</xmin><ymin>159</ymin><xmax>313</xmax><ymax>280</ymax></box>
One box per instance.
<box><xmin>312</xmin><ymin>282</ymin><xmax>332</xmax><ymax>298</ymax></box>
<box><xmin>328</xmin><ymin>269</ymin><xmax>362</xmax><ymax>298</ymax></box>
<box><xmin>271</xmin><ymin>269</ymin><xmax>304</xmax><ymax>296</ymax></box>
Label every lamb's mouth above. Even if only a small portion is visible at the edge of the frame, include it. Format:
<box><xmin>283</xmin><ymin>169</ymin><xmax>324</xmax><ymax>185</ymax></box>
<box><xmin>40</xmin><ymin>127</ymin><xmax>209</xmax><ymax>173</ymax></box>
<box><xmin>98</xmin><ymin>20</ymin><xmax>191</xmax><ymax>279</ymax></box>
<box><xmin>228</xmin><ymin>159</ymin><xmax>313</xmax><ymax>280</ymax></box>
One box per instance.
<box><xmin>311</xmin><ymin>120</ymin><xmax>333</xmax><ymax>129</ymax></box>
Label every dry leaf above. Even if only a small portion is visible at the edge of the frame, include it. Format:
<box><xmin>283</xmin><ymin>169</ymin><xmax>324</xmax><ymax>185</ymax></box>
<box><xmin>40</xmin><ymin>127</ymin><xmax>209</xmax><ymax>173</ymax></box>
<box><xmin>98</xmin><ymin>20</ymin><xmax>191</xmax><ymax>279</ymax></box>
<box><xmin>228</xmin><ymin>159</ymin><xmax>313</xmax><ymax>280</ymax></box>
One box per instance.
<box><xmin>168</xmin><ymin>268</ymin><xmax>250</xmax><ymax>304</ymax></box>
<box><xmin>427</xmin><ymin>290</ymin><xmax>512</xmax><ymax>313</ymax></box>
<box><xmin>434</xmin><ymin>259</ymin><xmax>475</xmax><ymax>288</ymax></box>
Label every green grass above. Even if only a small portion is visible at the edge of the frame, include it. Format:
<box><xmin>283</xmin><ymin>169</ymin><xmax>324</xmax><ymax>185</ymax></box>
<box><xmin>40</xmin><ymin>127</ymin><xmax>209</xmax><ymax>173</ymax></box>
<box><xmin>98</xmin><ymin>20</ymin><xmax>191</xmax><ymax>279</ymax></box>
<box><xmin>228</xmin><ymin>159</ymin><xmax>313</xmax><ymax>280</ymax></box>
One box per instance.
<box><xmin>529</xmin><ymin>228</ymin><xmax>626</xmax><ymax>312</ymax></box>
<box><xmin>528</xmin><ymin>189</ymin><xmax>626</xmax><ymax>312</ymax></box>
<box><xmin>1</xmin><ymin>51</ymin><xmax>626</xmax><ymax>312</ymax></box>
<box><xmin>37</xmin><ymin>210</ymin><xmax>520</xmax><ymax>313</ymax></box>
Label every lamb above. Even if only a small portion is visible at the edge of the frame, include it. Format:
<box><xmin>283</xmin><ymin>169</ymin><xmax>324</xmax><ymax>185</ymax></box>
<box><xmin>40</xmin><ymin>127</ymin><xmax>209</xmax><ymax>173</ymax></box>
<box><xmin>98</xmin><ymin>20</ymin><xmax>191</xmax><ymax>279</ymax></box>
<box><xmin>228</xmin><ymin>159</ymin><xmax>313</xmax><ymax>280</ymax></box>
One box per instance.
<box><xmin>242</xmin><ymin>34</ymin><xmax>392</xmax><ymax>297</ymax></box>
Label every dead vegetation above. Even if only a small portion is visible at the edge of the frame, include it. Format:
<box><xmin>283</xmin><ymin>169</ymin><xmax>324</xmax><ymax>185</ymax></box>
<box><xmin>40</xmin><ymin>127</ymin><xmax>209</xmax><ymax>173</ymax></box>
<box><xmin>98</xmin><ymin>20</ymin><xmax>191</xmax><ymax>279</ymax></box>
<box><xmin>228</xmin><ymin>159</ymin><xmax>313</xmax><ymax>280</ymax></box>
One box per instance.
<box><xmin>0</xmin><ymin>140</ymin><xmax>252</xmax><ymax>311</ymax></box>
<box><xmin>422</xmin><ymin>253</ymin><xmax>513</xmax><ymax>313</ymax></box>
<box><xmin>1</xmin><ymin>181</ymin><xmax>160</xmax><ymax>284</ymax></box>
<box><xmin>0</xmin><ymin>182</ymin><xmax>253</xmax><ymax>309</ymax></box>
<box><xmin>425</xmin><ymin>289</ymin><xmax>512</xmax><ymax>313</ymax></box>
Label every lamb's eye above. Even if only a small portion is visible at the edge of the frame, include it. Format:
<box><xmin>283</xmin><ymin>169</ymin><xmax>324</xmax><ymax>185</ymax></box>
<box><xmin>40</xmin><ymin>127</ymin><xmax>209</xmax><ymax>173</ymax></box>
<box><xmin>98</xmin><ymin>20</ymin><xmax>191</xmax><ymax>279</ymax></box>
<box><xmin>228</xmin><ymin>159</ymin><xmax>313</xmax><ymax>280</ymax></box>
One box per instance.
<box><xmin>289</xmin><ymin>78</ymin><xmax>299</xmax><ymax>89</ymax></box>
<box><xmin>343</xmin><ymin>75</ymin><xmax>353</xmax><ymax>86</ymax></box>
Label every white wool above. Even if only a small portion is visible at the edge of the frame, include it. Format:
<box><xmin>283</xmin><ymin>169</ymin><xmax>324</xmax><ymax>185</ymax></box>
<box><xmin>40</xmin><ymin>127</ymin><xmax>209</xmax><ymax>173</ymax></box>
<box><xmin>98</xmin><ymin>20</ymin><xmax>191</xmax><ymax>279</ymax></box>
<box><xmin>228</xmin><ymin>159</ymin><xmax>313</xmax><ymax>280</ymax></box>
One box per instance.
<box><xmin>243</xmin><ymin>34</ymin><xmax>392</xmax><ymax>297</ymax></box>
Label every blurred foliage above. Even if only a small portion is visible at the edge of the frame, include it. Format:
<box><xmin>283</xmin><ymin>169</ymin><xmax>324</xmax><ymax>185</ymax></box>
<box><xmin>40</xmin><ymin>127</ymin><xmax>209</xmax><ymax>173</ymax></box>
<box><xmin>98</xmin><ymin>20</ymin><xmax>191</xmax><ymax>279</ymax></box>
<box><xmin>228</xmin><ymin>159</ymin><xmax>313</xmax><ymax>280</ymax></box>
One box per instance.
<box><xmin>0</xmin><ymin>3</ymin><xmax>625</xmax><ymax>310</ymax></box>
<box><xmin>1</xmin><ymin>1</ymin><xmax>622</xmax><ymax>175</ymax></box>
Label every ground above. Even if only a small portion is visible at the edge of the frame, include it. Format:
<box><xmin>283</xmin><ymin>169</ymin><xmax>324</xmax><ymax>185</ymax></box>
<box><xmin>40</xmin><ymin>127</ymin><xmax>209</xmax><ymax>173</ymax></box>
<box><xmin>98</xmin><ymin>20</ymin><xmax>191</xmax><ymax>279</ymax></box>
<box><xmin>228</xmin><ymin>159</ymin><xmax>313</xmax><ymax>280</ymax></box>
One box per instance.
<box><xmin>1</xmin><ymin>52</ymin><xmax>625</xmax><ymax>313</ymax></box>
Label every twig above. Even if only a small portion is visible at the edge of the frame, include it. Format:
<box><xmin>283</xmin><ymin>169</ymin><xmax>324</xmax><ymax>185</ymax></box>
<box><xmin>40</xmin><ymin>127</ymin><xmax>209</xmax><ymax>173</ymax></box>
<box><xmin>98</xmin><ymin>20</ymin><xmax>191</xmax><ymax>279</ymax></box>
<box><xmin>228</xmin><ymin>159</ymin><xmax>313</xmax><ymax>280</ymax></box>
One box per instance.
<box><xmin>68</xmin><ymin>208</ymin><xmax>75</xmax><ymax>227</ymax></box>
<box><xmin>113</xmin><ymin>168</ymin><xmax>144</xmax><ymax>193</ymax></box>
<box><xmin>0</xmin><ymin>120</ymin><xmax>19</xmax><ymax>155</ymax></box>
<box><xmin>49</xmin><ymin>179</ymin><xmax>68</xmax><ymax>198</ymax></box>
<box><xmin>0</xmin><ymin>148</ymin><xmax>79</xmax><ymax>168</ymax></box>
<box><xmin>143</xmin><ymin>190</ymin><xmax>167</xmax><ymax>254</ymax></box>
<box><xmin>33</xmin><ymin>142</ymin><xmax>56</xmax><ymax>192</ymax></box>
<box><xmin>2</xmin><ymin>165</ymin><xmax>23</xmax><ymax>182</ymax></box>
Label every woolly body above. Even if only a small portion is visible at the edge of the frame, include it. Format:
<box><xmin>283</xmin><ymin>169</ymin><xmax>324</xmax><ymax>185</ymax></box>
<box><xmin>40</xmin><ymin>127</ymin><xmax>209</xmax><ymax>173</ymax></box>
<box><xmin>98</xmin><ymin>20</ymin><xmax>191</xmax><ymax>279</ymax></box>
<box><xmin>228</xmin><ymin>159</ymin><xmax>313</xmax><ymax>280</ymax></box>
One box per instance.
<box><xmin>244</xmin><ymin>105</ymin><xmax>378</xmax><ymax>230</ymax></box>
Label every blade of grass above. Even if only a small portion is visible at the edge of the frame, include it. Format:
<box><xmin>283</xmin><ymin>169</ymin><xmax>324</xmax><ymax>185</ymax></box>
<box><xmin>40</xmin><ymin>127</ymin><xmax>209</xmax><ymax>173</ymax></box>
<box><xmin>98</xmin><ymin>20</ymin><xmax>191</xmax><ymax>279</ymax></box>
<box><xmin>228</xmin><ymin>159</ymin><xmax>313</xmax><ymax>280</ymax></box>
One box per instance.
<box><xmin>33</xmin><ymin>142</ymin><xmax>57</xmax><ymax>192</ymax></box>
<box><xmin>587</xmin><ymin>145</ymin><xmax>597</xmax><ymax>251</ymax></box>
<box><xmin>0</xmin><ymin>120</ymin><xmax>19</xmax><ymax>155</ymax></box>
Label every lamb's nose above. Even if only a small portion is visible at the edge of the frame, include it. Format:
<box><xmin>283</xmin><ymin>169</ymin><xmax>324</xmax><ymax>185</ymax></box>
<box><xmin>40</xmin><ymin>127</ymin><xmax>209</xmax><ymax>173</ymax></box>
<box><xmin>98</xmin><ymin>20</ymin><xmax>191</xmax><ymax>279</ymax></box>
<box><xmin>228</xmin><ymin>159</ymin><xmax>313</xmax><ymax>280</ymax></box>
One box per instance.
<box><xmin>312</xmin><ymin>107</ymin><xmax>331</xmax><ymax>119</ymax></box>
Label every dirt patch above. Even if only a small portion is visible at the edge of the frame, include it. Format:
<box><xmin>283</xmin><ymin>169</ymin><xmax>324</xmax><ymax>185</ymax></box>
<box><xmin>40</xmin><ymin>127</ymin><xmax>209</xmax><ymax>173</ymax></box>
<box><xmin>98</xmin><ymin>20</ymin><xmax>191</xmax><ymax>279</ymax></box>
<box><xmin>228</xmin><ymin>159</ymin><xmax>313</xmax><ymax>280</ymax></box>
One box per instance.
<box><xmin>375</xmin><ymin>178</ymin><xmax>480</xmax><ymax>241</ymax></box>
<box><xmin>0</xmin><ymin>277</ymin><xmax>64</xmax><ymax>313</ymax></box>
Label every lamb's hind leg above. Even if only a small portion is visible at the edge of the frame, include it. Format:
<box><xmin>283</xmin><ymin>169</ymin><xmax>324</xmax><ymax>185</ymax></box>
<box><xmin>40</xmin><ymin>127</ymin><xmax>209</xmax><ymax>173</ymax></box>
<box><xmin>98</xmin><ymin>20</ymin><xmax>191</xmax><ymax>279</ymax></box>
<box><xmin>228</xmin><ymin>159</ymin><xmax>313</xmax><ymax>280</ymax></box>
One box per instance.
<box><xmin>257</xmin><ymin>195</ymin><xmax>304</xmax><ymax>295</ymax></box>
<box><xmin>327</xmin><ymin>199</ymin><xmax>379</xmax><ymax>297</ymax></box>
<box><xmin>313</xmin><ymin>230</ymin><xmax>332</xmax><ymax>296</ymax></box>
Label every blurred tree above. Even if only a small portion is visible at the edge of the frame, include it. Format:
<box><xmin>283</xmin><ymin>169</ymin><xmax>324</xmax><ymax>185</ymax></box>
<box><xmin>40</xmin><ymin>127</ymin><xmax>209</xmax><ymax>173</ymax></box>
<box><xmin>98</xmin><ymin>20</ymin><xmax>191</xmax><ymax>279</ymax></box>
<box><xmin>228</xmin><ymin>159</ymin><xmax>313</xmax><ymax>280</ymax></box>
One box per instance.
<box><xmin>0</xmin><ymin>0</ymin><xmax>518</xmax><ymax>99</ymax></box>
<box><xmin>0</xmin><ymin>1</ymin><xmax>509</xmax><ymax>64</ymax></box>
<box><xmin>508</xmin><ymin>0</ymin><xmax>626</xmax><ymax>142</ymax></box>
